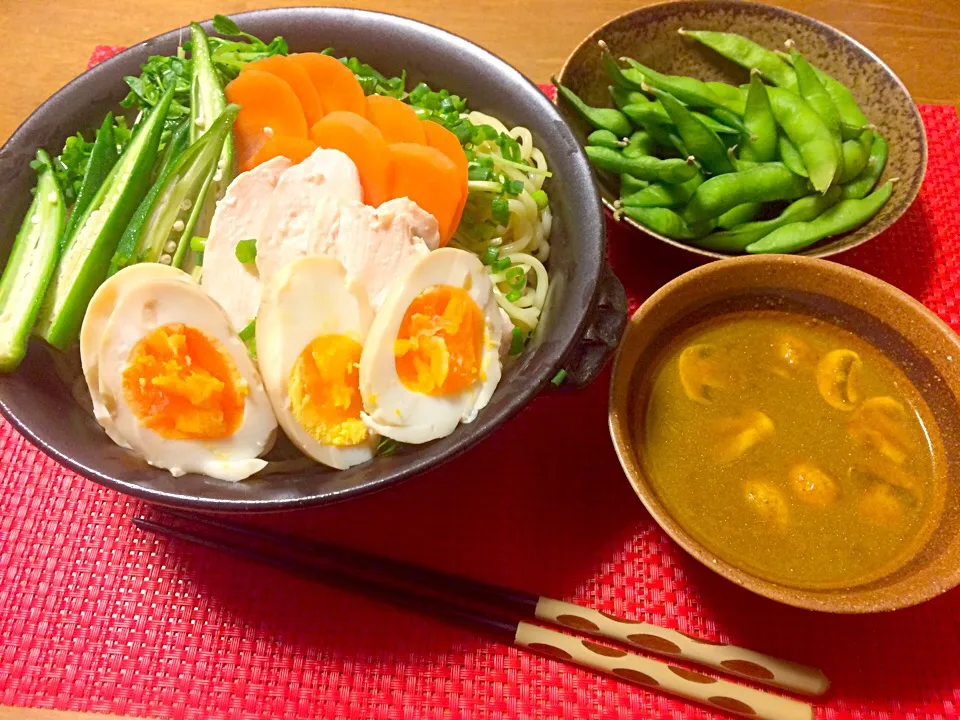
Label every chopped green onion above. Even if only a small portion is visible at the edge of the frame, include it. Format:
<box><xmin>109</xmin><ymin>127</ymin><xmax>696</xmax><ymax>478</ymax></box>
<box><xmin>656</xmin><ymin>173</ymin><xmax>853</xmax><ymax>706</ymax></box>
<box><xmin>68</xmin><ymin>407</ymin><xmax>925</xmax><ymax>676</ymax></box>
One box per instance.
<box><xmin>190</xmin><ymin>236</ymin><xmax>207</xmax><ymax>253</ymax></box>
<box><xmin>480</xmin><ymin>246</ymin><xmax>500</xmax><ymax>266</ymax></box>
<box><xmin>468</xmin><ymin>165</ymin><xmax>495</xmax><ymax>182</ymax></box>
<box><xmin>505</xmin><ymin>266</ymin><xmax>526</xmax><ymax>290</ymax></box>
<box><xmin>493</xmin><ymin>257</ymin><xmax>512</xmax><ymax>271</ymax></box>
<box><xmin>491</xmin><ymin>197</ymin><xmax>510</xmax><ymax>226</ymax></box>
<box><xmin>532</xmin><ymin>190</ymin><xmax>549</xmax><ymax>209</ymax></box>
<box><xmin>509</xmin><ymin>327</ymin><xmax>526</xmax><ymax>355</ymax></box>
<box><xmin>377</xmin><ymin>437</ymin><xmax>401</xmax><ymax>456</ymax></box>
<box><xmin>502</xmin><ymin>179</ymin><xmax>525</xmax><ymax>196</ymax></box>
<box><xmin>506</xmin><ymin>289</ymin><xmax>523</xmax><ymax>302</ymax></box>
<box><xmin>239</xmin><ymin>318</ymin><xmax>257</xmax><ymax>359</ymax></box>
<box><xmin>551</xmin><ymin>369</ymin><xmax>568</xmax><ymax>386</ymax></box>
<box><xmin>235</xmin><ymin>238</ymin><xmax>257</xmax><ymax>264</ymax></box>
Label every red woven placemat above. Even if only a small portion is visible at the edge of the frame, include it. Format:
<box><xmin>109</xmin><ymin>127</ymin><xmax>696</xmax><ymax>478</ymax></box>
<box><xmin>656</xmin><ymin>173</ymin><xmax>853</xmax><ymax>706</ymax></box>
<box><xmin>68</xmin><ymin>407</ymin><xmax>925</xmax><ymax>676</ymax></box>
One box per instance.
<box><xmin>1</xmin><ymin>49</ymin><xmax>959</xmax><ymax>720</ymax></box>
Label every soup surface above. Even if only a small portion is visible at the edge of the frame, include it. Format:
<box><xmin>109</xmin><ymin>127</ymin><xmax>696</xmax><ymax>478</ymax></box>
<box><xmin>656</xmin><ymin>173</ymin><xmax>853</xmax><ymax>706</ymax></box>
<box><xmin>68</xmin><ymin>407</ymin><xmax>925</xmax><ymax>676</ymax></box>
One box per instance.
<box><xmin>639</xmin><ymin>311</ymin><xmax>943</xmax><ymax>588</ymax></box>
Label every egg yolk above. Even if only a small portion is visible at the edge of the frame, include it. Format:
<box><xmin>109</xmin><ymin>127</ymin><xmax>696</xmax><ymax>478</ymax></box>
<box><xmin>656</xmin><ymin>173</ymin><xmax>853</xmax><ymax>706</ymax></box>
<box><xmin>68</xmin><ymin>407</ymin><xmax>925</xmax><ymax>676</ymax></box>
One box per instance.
<box><xmin>288</xmin><ymin>334</ymin><xmax>368</xmax><ymax>446</ymax></box>
<box><xmin>122</xmin><ymin>324</ymin><xmax>247</xmax><ymax>440</ymax></box>
<box><xmin>394</xmin><ymin>285</ymin><xmax>484</xmax><ymax>396</ymax></box>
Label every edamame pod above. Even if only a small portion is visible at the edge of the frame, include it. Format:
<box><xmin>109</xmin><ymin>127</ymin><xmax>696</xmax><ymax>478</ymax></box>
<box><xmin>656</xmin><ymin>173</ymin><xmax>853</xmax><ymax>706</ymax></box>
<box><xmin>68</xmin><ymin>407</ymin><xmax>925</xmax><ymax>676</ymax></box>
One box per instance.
<box><xmin>705</xmin><ymin>81</ymin><xmax>747</xmax><ymax>109</ymax></box>
<box><xmin>767</xmin><ymin>87</ymin><xmax>839</xmax><ymax>193</ymax></box>
<box><xmin>740</xmin><ymin>71</ymin><xmax>777</xmax><ymax>163</ymax></box>
<box><xmin>609</xmin><ymin>85</ymin><xmax>647</xmax><ymax>112</ymax></box>
<box><xmin>556</xmin><ymin>80</ymin><xmax>633</xmax><ymax>137</ymax></box>
<box><xmin>746</xmin><ymin>181</ymin><xmax>893</xmax><ymax>253</ymax></box>
<box><xmin>646</xmin><ymin>85</ymin><xmax>734</xmax><ymax>175</ymax></box>
<box><xmin>586</xmin><ymin>145</ymin><xmax>699</xmax><ymax>184</ymax></box>
<box><xmin>620</xmin><ymin>174</ymin><xmax>650</xmax><ymax>196</ymax></box>
<box><xmin>623</xmin><ymin>130</ymin><xmax>655</xmax><ymax>158</ymax></box>
<box><xmin>615</xmin><ymin>51</ymin><xmax>738</xmax><ymax>112</ymax></box>
<box><xmin>624</xmin><ymin>206</ymin><xmax>715</xmax><ymax>240</ymax></box>
<box><xmin>778</xmin><ymin>135</ymin><xmax>808</xmax><ymax>177</ymax></box>
<box><xmin>684</xmin><ymin>162</ymin><xmax>810</xmax><ymax>222</ymax></box>
<box><xmin>841</xmin><ymin>134</ymin><xmax>888</xmax><ymax>200</ymax></box>
<box><xmin>622</xmin><ymin>102</ymin><xmax>738</xmax><ymax>136</ymax></box>
<box><xmin>0</xmin><ymin>151</ymin><xmax>65</xmax><ymax>371</ymax></box>
<box><xmin>691</xmin><ymin>186</ymin><xmax>842</xmax><ymax>252</ymax></box>
<box><xmin>776</xmin><ymin>50</ymin><xmax>870</xmax><ymax>130</ymax></box>
<box><xmin>716</xmin><ymin>202</ymin><xmax>762</xmax><ymax>229</ymax></box>
<box><xmin>620</xmin><ymin>173</ymin><xmax>704</xmax><ymax>209</ymax></box>
<box><xmin>678</xmin><ymin>28</ymin><xmax>798</xmax><ymax>91</ymax></box>
<box><xmin>789</xmin><ymin>45</ymin><xmax>844</xmax><ymax>183</ymax></box>
<box><xmin>587</xmin><ymin>129</ymin><xmax>627</xmax><ymax>149</ymax></box>
<box><xmin>837</xmin><ymin>130</ymin><xmax>874</xmax><ymax>185</ymax></box>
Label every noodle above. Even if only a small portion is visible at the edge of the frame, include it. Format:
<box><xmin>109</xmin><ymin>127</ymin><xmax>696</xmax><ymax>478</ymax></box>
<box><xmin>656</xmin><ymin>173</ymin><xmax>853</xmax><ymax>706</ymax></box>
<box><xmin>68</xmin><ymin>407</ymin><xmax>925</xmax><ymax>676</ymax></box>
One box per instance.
<box><xmin>452</xmin><ymin>111</ymin><xmax>553</xmax><ymax>337</ymax></box>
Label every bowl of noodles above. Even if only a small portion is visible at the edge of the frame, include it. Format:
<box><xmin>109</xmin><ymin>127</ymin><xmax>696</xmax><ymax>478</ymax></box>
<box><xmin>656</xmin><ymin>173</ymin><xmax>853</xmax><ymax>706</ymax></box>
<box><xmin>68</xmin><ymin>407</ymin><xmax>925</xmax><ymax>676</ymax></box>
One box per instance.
<box><xmin>0</xmin><ymin>8</ymin><xmax>623</xmax><ymax>510</ymax></box>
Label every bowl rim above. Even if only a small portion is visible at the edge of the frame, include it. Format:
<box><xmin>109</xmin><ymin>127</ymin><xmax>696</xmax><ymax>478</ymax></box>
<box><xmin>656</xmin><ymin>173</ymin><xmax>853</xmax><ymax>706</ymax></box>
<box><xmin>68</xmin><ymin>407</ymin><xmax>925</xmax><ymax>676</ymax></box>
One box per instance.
<box><xmin>607</xmin><ymin>254</ymin><xmax>960</xmax><ymax>612</ymax></box>
<box><xmin>0</xmin><ymin>7</ymin><xmax>606</xmax><ymax>512</ymax></box>
<box><xmin>558</xmin><ymin>0</ymin><xmax>928</xmax><ymax>261</ymax></box>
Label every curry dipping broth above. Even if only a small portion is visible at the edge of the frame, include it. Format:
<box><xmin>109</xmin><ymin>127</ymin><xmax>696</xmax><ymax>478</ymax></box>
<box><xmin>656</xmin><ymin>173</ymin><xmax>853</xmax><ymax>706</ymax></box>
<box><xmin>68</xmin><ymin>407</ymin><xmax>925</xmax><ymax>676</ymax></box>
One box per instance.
<box><xmin>638</xmin><ymin>311</ymin><xmax>944</xmax><ymax>589</ymax></box>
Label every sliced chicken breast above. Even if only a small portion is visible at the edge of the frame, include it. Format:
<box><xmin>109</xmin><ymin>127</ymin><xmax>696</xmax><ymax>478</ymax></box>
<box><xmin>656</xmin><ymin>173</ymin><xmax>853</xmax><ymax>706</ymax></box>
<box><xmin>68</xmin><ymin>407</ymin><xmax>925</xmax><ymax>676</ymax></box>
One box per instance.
<box><xmin>324</xmin><ymin>198</ymin><xmax>441</xmax><ymax>310</ymax></box>
<box><xmin>256</xmin><ymin>148</ymin><xmax>362</xmax><ymax>288</ymax></box>
<box><xmin>201</xmin><ymin>156</ymin><xmax>291</xmax><ymax>330</ymax></box>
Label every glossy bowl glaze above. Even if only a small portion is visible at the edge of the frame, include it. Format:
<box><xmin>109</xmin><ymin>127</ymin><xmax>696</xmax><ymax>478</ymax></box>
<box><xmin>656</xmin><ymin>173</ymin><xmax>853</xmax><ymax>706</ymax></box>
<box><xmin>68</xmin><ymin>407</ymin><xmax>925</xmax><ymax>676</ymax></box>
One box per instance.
<box><xmin>557</xmin><ymin>0</ymin><xmax>926</xmax><ymax>260</ymax></box>
<box><xmin>0</xmin><ymin>8</ymin><xmax>625</xmax><ymax>511</ymax></box>
<box><xmin>609</xmin><ymin>256</ymin><xmax>960</xmax><ymax>612</ymax></box>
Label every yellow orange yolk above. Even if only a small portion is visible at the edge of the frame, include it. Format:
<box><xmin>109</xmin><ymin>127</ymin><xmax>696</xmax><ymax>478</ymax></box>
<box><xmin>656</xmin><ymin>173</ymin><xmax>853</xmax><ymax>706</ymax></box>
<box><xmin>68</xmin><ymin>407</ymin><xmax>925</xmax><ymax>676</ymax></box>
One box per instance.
<box><xmin>122</xmin><ymin>324</ymin><xmax>247</xmax><ymax>440</ymax></box>
<box><xmin>288</xmin><ymin>334</ymin><xmax>368</xmax><ymax>446</ymax></box>
<box><xmin>394</xmin><ymin>285</ymin><xmax>484</xmax><ymax>395</ymax></box>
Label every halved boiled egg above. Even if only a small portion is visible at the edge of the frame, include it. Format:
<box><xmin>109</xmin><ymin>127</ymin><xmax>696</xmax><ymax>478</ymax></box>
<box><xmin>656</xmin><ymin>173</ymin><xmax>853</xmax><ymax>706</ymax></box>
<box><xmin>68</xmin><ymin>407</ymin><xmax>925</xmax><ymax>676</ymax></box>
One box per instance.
<box><xmin>359</xmin><ymin>247</ymin><xmax>503</xmax><ymax>444</ymax></box>
<box><xmin>94</xmin><ymin>278</ymin><xmax>277</xmax><ymax>481</ymax></box>
<box><xmin>80</xmin><ymin>264</ymin><xmax>194</xmax><ymax>448</ymax></box>
<box><xmin>256</xmin><ymin>255</ymin><xmax>377</xmax><ymax>469</ymax></box>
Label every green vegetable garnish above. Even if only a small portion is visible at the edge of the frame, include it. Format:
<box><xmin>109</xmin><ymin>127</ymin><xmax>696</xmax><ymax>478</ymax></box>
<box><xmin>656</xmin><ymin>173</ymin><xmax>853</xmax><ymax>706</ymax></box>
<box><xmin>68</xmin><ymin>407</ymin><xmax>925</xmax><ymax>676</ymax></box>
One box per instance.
<box><xmin>239</xmin><ymin>318</ymin><xmax>257</xmax><ymax>359</ymax></box>
<box><xmin>190</xmin><ymin>236</ymin><xmax>207</xmax><ymax>253</ymax></box>
<box><xmin>552</xmin><ymin>369</ymin><xmax>568</xmax><ymax>386</ymax></box>
<box><xmin>502</xmin><ymin>179</ymin><xmax>525</xmax><ymax>196</ymax></box>
<box><xmin>0</xmin><ymin>151</ymin><xmax>65</xmax><ymax>371</ymax></box>
<box><xmin>505</xmin><ymin>290</ymin><xmax>523</xmax><ymax>302</ymax></box>
<box><xmin>509</xmin><ymin>327</ymin><xmax>526</xmax><ymax>356</ymax></box>
<box><xmin>492</xmin><ymin>257</ymin><xmax>512</xmax><ymax>272</ymax></box>
<box><xmin>531</xmin><ymin>190</ymin><xmax>549</xmax><ymax>210</ymax></box>
<box><xmin>480</xmin><ymin>246</ymin><xmax>499</xmax><ymax>266</ymax></box>
<box><xmin>235</xmin><ymin>239</ymin><xmax>257</xmax><ymax>264</ymax></box>
<box><xmin>62</xmin><ymin>113</ymin><xmax>119</xmax><ymax>246</ymax></box>
<box><xmin>505</xmin><ymin>266</ymin><xmax>526</xmax><ymax>290</ymax></box>
<box><xmin>491</xmin><ymin>197</ymin><xmax>510</xmax><ymax>226</ymax></box>
<box><xmin>377</xmin><ymin>437</ymin><xmax>401</xmax><ymax>456</ymax></box>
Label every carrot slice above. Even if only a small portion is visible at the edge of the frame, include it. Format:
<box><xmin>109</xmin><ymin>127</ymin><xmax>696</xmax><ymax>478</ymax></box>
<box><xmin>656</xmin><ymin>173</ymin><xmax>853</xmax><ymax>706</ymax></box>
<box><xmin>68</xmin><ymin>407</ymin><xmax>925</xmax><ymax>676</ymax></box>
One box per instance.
<box><xmin>389</xmin><ymin>143</ymin><xmax>462</xmax><ymax>244</ymax></box>
<box><xmin>310</xmin><ymin>112</ymin><xmax>390</xmax><ymax>207</ymax></box>
<box><xmin>366</xmin><ymin>95</ymin><xmax>426</xmax><ymax>144</ymax></box>
<box><xmin>246</xmin><ymin>55</ymin><xmax>324</xmax><ymax>127</ymax></box>
<box><xmin>290</xmin><ymin>53</ymin><xmax>367</xmax><ymax>116</ymax></box>
<box><xmin>248</xmin><ymin>136</ymin><xmax>317</xmax><ymax>170</ymax></box>
<box><xmin>225</xmin><ymin>70</ymin><xmax>308</xmax><ymax>171</ymax></box>
<box><xmin>422</xmin><ymin>120</ymin><xmax>469</xmax><ymax>241</ymax></box>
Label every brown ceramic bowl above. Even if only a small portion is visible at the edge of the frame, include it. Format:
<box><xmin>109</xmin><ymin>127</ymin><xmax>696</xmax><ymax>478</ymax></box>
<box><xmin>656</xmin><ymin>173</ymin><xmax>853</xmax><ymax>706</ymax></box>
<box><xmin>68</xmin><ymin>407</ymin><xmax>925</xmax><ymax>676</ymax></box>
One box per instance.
<box><xmin>609</xmin><ymin>255</ymin><xmax>960</xmax><ymax>612</ymax></box>
<box><xmin>557</xmin><ymin>0</ymin><xmax>926</xmax><ymax>260</ymax></box>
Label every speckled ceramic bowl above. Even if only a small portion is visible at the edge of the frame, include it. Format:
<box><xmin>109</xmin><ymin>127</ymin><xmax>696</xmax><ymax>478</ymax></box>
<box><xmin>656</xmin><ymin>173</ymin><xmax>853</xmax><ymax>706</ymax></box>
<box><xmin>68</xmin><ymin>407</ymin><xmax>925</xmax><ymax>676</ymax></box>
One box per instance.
<box><xmin>558</xmin><ymin>0</ymin><xmax>926</xmax><ymax>260</ymax></box>
<box><xmin>609</xmin><ymin>256</ymin><xmax>960</xmax><ymax>613</ymax></box>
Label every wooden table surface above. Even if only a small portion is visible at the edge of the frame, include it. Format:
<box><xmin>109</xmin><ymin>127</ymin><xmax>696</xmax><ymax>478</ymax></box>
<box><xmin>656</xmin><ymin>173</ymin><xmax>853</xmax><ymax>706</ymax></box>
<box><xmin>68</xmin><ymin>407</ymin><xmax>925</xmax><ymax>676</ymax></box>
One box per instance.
<box><xmin>1</xmin><ymin>1</ymin><xmax>959</xmax><ymax>718</ymax></box>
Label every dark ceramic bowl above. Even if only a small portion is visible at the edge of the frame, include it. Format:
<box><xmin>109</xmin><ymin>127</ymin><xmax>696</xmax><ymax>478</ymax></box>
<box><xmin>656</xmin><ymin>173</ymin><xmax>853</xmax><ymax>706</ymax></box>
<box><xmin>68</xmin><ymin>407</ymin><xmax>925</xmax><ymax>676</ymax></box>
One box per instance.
<box><xmin>0</xmin><ymin>9</ymin><xmax>625</xmax><ymax>511</ymax></box>
<box><xmin>609</xmin><ymin>256</ymin><xmax>960</xmax><ymax>612</ymax></box>
<box><xmin>557</xmin><ymin>0</ymin><xmax>927</xmax><ymax>260</ymax></box>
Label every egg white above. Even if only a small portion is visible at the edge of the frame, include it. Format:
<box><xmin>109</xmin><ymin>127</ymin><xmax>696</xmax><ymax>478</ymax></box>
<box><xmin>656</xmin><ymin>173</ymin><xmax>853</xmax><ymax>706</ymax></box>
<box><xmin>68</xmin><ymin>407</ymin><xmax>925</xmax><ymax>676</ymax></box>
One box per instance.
<box><xmin>96</xmin><ymin>278</ymin><xmax>277</xmax><ymax>481</ymax></box>
<box><xmin>359</xmin><ymin>247</ymin><xmax>503</xmax><ymax>444</ymax></box>
<box><xmin>80</xmin><ymin>263</ymin><xmax>194</xmax><ymax>448</ymax></box>
<box><xmin>257</xmin><ymin>255</ymin><xmax>377</xmax><ymax>470</ymax></box>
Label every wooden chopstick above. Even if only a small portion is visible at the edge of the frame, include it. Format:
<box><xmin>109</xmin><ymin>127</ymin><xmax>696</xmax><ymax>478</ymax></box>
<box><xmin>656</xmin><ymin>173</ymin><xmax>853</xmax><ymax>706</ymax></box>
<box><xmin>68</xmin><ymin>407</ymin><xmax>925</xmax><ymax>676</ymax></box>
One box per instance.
<box><xmin>134</xmin><ymin>515</ymin><xmax>820</xmax><ymax>719</ymax></box>
<box><xmin>134</xmin><ymin>515</ymin><xmax>814</xmax><ymax>720</ymax></box>
<box><xmin>155</xmin><ymin>508</ymin><xmax>828</xmax><ymax>696</ymax></box>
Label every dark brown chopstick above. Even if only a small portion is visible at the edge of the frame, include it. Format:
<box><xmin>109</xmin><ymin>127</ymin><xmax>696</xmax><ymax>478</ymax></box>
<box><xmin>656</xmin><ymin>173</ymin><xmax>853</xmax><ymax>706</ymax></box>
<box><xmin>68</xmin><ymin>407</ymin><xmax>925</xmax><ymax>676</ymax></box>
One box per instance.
<box><xmin>132</xmin><ymin>512</ymin><xmax>819</xmax><ymax>720</ymax></box>
<box><xmin>153</xmin><ymin>508</ymin><xmax>828</xmax><ymax>696</ymax></box>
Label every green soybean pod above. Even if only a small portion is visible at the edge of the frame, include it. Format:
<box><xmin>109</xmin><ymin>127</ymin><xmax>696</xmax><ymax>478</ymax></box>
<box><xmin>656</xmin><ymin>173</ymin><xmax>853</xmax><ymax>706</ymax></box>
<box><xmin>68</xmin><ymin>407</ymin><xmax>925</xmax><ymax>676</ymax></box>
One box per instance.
<box><xmin>841</xmin><ymin>133</ymin><xmax>888</xmax><ymax>200</ymax></box>
<box><xmin>621</xmin><ymin>173</ymin><xmax>704</xmax><ymax>209</ymax></box>
<box><xmin>837</xmin><ymin>130</ymin><xmax>874</xmax><ymax>184</ymax></box>
<box><xmin>692</xmin><ymin>186</ymin><xmax>842</xmax><ymax>252</ymax></box>
<box><xmin>705</xmin><ymin>82</ymin><xmax>748</xmax><ymax>110</ymax></box>
<box><xmin>716</xmin><ymin>202</ymin><xmax>762</xmax><ymax>229</ymax></box>
<box><xmin>585</xmin><ymin>145</ymin><xmax>699</xmax><ymax>184</ymax></box>
<box><xmin>778</xmin><ymin>136</ymin><xmax>809</xmax><ymax>177</ymax></box>
<box><xmin>612</xmin><ymin>49</ymin><xmax>733</xmax><ymax>111</ymax></box>
<box><xmin>622</xmin><ymin>101</ymin><xmax>671</xmax><ymax>128</ymax></box>
<box><xmin>621</xmin><ymin>174</ymin><xmax>650</xmax><ymax>196</ymax></box>
<box><xmin>684</xmin><ymin>162</ymin><xmax>810</xmax><ymax>222</ymax></box>
<box><xmin>623</xmin><ymin>206</ymin><xmax>714</xmax><ymax>240</ymax></box>
<box><xmin>705</xmin><ymin>107</ymin><xmax>749</xmax><ymax>135</ymax></box>
<box><xmin>623</xmin><ymin>130</ymin><xmax>655</xmax><ymax>158</ymax></box>
<box><xmin>776</xmin><ymin>50</ymin><xmax>870</xmax><ymax>130</ymax></box>
<box><xmin>646</xmin><ymin>85</ymin><xmax>734</xmax><ymax>175</ymax></box>
<box><xmin>740</xmin><ymin>70</ymin><xmax>778</xmax><ymax>163</ymax></box>
<box><xmin>767</xmin><ymin>87</ymin><xmax>839</xmax><ymax>193</ymax></box>
<box><xmin>555</xmin><ymin>80</ymin><xmax>633</xmax><ymax>137</ymax></box>
<box><xmin>678</xmin><ymin>28</ymin><xmax>798</xmax><ymax>91</ymax></box>
<box><xmin>789</xmin><ymin>45</ymin><xmax>844</xmax><ymax>182</ymax></box>
<box><xmin>587</xmin><ymin>129</ymin><xmax>626</xmax><ymax>149</ymax></box>
<box><xmin>747</xmin><ymin>181</ymin><xmax>893</xmax><ymax>253</ymax></box>
<box><xmin>609</xmin><ymin>85</ymin><xmax>648</xmax><ymax>112</ymax></box>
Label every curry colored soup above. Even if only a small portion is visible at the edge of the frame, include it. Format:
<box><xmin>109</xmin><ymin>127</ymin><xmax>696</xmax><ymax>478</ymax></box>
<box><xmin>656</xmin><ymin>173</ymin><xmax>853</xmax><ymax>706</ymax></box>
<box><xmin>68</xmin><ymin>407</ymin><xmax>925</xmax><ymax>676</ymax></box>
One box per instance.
<box><xmin>638</xmin><ymin>311</ymin><xmax>944</xmax><ymax>589</ymax></box>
